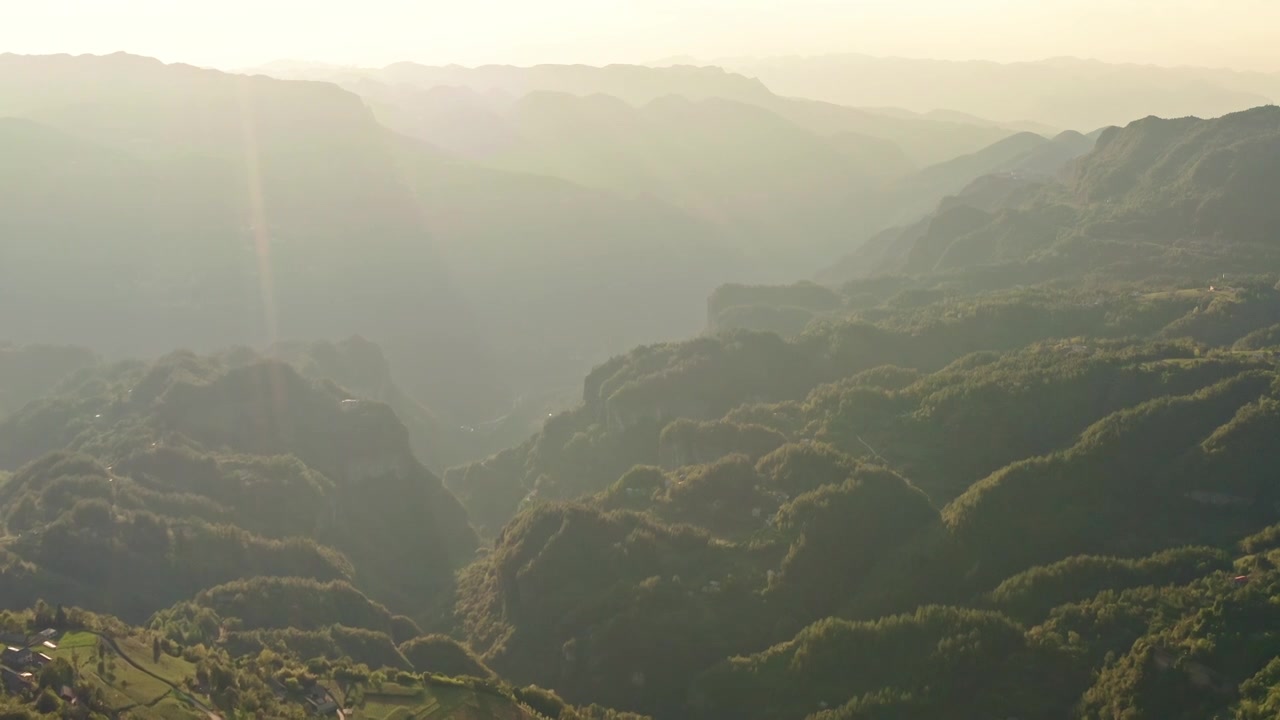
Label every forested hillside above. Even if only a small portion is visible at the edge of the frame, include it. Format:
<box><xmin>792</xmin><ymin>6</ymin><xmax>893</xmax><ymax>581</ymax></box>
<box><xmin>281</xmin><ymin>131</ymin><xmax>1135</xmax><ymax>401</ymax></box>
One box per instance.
<box><xmin>439</xmin><ymin>282</ymin><xmax>1280</xmax><ymax>717</ymax></box>
<box><xmin>431</xmin><ymin>106</ymin><xmax>1280</xmax><ymax>717</ymax></box>
<box><xmin>6</xmin><ymin>42</ymin><xmax>1280</xmax><ymax>720</ymax></box>
<box><xmin>9</xmin><ymin>280</ymin><xmax>1280</xmax><ymax>718</ymax></box>
<box><xmin>0</xmin><ymin>349</ymin><xmax>477</xmax><ymax>621</ymax></box>
<box><xmin>824</xmin><ymin>106</ymin><xmax>1280</xmax><ymax>284</ymax></box>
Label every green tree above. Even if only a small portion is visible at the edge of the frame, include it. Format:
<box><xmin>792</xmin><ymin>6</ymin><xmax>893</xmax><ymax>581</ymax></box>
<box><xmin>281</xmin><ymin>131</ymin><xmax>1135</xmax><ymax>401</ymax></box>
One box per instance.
<box><xmin>38</xmin><ymin>659</ymin><xmax>73</xmax><ymax>691</ymax></box>
<box><xmin>33</xmin><ymin>689</ymin><xmax>59</xmax><ymax>714</ymax></box>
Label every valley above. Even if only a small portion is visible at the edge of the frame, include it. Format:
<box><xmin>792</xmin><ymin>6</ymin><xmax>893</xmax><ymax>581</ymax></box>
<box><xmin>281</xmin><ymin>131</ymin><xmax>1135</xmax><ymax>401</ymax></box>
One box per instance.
<box><xmin>3</xmin><ymin>34</ymin><xmax>1280</xmax><ymax>720</ymax></box>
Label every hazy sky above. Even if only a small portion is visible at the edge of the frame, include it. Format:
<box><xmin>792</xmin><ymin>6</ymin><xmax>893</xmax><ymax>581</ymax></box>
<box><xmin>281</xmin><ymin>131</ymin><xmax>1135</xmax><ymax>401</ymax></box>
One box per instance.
<box><xmin>5</xmin><ymin>0</ymin><xmax>1279</xmax><ymax>72</ymax></box>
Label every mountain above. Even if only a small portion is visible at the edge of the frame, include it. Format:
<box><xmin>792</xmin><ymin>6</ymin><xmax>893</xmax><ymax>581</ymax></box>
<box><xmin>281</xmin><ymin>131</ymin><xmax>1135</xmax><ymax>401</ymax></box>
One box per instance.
<box><xmin>759</xmin><ymin>96</ymin><xmax>1016</xmax><ymax>167</ymax></box>
<box><xmin>458</xmin><ymin>92</ymin><xmax>888</xmax><ymax>274</ymax></box>
<box><xmin>346</xmin><ymin>82</ymin><xmax>519</xmax><ymax>156</ymax></box>
<box><xmin>836</xmin><ymin>106</ymin><xmax>1280</xmax><ymax>280</ymax></box>
<box><xmin>12</xmin><ymin>281</ymin><xmax>1280</xmax><ymax>719</ymax></box>
<box><xmin>1017</xmin><ymin>129</ymin><xmax>1099</xmax><ymax>174</ymax></box>
<box><xmin>441</xmin><ymin>277</ymin><xmax>1280</xmax><ymax>717</ymax></box>
<box><xmin>0</xmin><ymin>53</ymin><xmax>755</xmax><ymax>431</ymax></box>
<box><xmin>427</xmin><ymin>107</ymin><xmax>1280</xmax><ymax>717</ymax></box>
<box><xmin>0</xmin><ymin>52</ymin><xmax>503</xmax><ymax>418</ymax></box>
<box><xmin>1072</xmin><ymin>107</ymin><xmax>1280</xmax><ymax>241</ymax></box>
<box><xmin>816</xmin><ymin>128</ymin><xmax>1099</xmax><ymax>283</ymax></box>
<box><xmin>0</xmin><ymin>349</ymin><xmax>480</xmax><ymax>622</ymax></box>
<box><xmin>244</xmin><ymin>66</ymin><xmax>1037</xmax><ymax>276</ymax></box>
<box><xmin>10</xmin><ymin>77</ymin><xmax>1280</xmax><ymax>719</ymax></box>
<box><xmin>877</xmin><ymin>130</ymin><xmax>1096</xmax><ymax>227</ymax></box>
<box><xmin>713</xmin><ymin>54</ymin><xmax>1280</xmax><ymax>130</ymax></box>
<box><xmin>239</xmin><ymin>61</ymin><xmax>1053</xmax><ymax>283</ymax></box>
<box><xmin>253</xmin><ymin>61</ymin><xmax>780</xmax><ymax>108</ymax></box>
<box><xmin>249</xmin><ymin>61</ymin><xmax>1023</xmax><ymax>167</ymax></box>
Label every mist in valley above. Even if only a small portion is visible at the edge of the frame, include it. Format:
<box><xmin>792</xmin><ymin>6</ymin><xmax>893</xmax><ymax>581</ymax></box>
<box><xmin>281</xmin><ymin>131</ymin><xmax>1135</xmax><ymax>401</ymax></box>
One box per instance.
<box><xmin>3</xmin><ymin>2</ymin><xmax>1280</xmax><ymax>718</ymax></box>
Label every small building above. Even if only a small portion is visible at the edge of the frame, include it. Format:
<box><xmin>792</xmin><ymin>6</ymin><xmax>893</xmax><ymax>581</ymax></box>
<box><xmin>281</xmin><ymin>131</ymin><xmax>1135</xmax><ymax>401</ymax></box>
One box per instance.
<box><xmin>30</xmin><ymin>653</ymin><xmax>52</xmax><ymax>668</ymax></box>
<box><xmin>0</xmin><ymin>633</ymin><xmax>25</xmax><ymax>647</ymax></box>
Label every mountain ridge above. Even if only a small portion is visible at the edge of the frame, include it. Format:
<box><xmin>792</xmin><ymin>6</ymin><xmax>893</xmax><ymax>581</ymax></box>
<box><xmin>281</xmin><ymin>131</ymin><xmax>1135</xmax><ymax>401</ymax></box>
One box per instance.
<box><xmin>695</xmin><ymin>53</ymin><xmax>1280</xmax><ymax>130</ymax></box>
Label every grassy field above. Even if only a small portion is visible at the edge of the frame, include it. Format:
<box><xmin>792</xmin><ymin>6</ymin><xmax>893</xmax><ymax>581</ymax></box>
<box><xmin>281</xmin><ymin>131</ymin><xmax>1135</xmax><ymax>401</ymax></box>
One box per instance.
<box><xmin>48</xmin><ymin>631</ymin><xmax>538</xmax><ymax>719</ymax></box>
<box><xmin>48</xmin><ymin>631</ymin><xmax>204</xmax><ymax>719</ymax></box>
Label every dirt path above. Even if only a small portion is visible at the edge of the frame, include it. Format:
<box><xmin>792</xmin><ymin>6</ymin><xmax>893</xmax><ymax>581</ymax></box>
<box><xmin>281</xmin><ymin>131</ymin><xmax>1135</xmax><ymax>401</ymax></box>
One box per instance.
<box><xmin>84</xmin><ymin>630</ymin><xmax>216</xmax><ymax>716</ymax></box>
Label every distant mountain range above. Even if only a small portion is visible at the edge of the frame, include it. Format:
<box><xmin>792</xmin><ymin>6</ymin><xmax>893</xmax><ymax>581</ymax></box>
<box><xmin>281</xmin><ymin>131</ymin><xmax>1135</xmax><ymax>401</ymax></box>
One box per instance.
<box><xmin>1</xmin><ymin>52</ymin><xmax>1089</xmax><ymax>432</ymax></box>
<box><xmin>0</xmin><ymin>53</ymin><xmax>755</xmax><ymax>424</ymax></box>
<box><xmin>670</xmin><ymin>54</ymin><xmax>1280</xmax><ymax>131</ymax></box>
<box><xmin>245</xmin><ymin>60</ymin><xmax>1083</xmax><ymax>275</ymax></box>
<box><xmin>10</xmin><ymin>51</ymin><xmax>1268</xmax><ymax>456</ymax></box>
<box><xmin>245</xmin><ymin>60</ymin><xmax>1024</xmax><ymax>166</ymax></box>
<box><xmin>821</xmin><ymin>106</ymin><xmax>1280</xmax><ymax>284</ymax></box>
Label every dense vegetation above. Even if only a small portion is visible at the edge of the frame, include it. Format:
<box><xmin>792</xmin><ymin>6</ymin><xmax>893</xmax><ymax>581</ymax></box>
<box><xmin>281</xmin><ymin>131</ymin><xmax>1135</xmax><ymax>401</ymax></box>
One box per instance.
<box><xmin>429</xmin><ymin>106</ymin><xmax>1280</xmax><ymax>717</ymax></box>
<box><xmin>0</xmin><ymin>350</ymin><xmax>477</xmax><ymax>622</ymax></box>
<box><xmin>826</xmin><ymin>106</ymin><xmax>1280</xmax><ymax>284</ymax></box>
<box><xmin>0</xmin><ymin>604</ymin><xmax>645</xmax><ymax>719</ymax></box>
<box><xmin>6</xmin><ymin>49</ymin><xmax>1280</xmax><ymax>720</ymax></box>
<box><xmin>437</xmin><ymin>307</ymin><xmax>1280</xmax><ymax>717</ymax></box>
